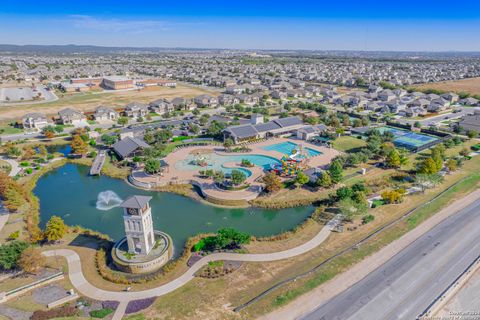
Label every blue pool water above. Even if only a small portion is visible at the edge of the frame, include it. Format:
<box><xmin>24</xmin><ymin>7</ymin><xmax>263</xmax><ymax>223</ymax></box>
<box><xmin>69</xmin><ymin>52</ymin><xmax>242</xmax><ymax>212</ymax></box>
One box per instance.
<box><xmin>262</xmin><ymin>141</ymin><xmax>322</xmax><ymax>157</ymax></box>
<box><xmin>175</xmin><ymin>153</ymin><xmax>282</xmax><ymax>176</ymax></box>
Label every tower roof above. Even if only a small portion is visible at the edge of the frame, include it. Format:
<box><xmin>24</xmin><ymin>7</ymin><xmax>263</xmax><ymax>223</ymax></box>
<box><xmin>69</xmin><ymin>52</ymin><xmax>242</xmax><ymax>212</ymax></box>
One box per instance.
<box><xmin>119</xmin><ymin>195</ymin><xmax>152</xmax><ymax>209</ymax></box>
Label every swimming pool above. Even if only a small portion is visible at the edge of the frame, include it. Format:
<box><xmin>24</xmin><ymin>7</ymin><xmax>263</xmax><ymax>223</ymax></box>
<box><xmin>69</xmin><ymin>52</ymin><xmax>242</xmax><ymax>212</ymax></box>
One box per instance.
<box><xmin>262</xmin><ymin>141</ymin><xmax>322</xmax><ymax>157</ymax></box>
<box><xmin>175</xmin><ymin>153</ymin><xmax>282</xmax><ymax>176</ymax></box>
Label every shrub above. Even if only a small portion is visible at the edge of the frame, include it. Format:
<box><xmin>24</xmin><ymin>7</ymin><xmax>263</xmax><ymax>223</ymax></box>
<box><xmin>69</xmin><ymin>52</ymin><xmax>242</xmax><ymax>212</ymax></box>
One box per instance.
<box><xmin>0</xmin><ymin>241</ymin><xmax>29</xmax><ymax>270</ymax></box>
<box><xmin>125</xmin><ymin>297</ymin><xmax>156</xmax><ymax>314</ymax></box>
<box><xmin>362</xmin><ymin>215</ymin><xmax>375</xmax><ymax>224</ymax></box>
<box><xmin>31</xmin><ymin>305</ymin><xmax>78</xmax><ymax>320</ymax></box>
<box><xmin>90</xmin><ymin>308</ymin><xmax>114</xmax><ymax>318</ymax></box>
<box><xmin>7</xmin><ymin>230</ymin><xmax>20</xmax><ymax>240</ymax></box>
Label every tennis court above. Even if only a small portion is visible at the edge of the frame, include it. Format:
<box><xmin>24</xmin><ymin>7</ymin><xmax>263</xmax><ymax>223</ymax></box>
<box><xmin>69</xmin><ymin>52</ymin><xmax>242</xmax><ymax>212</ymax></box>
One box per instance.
<box><xmin>377</xmin><ymin>126</ymin><xmax>439</xmax><ymax>150</ymax></box>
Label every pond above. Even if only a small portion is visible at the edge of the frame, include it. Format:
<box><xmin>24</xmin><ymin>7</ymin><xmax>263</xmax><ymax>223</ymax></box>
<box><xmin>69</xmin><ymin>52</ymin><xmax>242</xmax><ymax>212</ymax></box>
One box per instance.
<box><xmin>34</xmin><ymin>164</ymin><xmax>313</xmax><ymax>257</ymax></box>
<box><xmin>46</xmin><ymin>144</ymin><xmax>71</xmax><ymax>157</ymax></box>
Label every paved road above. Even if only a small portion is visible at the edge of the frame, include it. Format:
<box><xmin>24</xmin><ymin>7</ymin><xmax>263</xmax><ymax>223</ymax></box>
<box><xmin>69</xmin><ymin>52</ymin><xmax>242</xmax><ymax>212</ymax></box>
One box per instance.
<box><xmin>399</xmin><ymin>106</ymin><xmax>479</xmax><ymax>127</ymax></box>
<box><xmin>301</xmin><ymin>198</ymin><xmax>480</xmax><ymax>320</ymax></box>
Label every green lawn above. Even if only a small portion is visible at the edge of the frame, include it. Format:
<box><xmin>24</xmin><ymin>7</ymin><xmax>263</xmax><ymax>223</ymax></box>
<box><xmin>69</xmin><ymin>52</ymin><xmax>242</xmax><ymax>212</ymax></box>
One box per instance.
<box><xmin>0</xmin><ymin>125</ymin><xmax>23</xmax><ymax>135</ymax></box>
<box><xmin>332</xmin><ymin>135</ymin><xmax>367</xmax><ymax>153</ymax></box>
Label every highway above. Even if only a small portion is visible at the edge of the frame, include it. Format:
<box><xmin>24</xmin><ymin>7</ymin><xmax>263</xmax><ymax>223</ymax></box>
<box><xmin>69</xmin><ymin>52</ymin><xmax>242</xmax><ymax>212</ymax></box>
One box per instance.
<box><xmin>301</xmin><ymin>198</ymin><xmax>480</xmax><ymax>320</ymax></box>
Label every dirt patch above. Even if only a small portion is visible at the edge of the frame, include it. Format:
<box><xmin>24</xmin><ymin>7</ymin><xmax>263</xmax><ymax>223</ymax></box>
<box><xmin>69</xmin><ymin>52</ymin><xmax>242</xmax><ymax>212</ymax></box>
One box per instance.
<box><xmin>0</xmin><ymin>84</ymin><xmax>218</xmax><ymax>121</ymax></box>
<box><xmin>413</xmin><ymin>77</ymin><xmax>480</xmax><ymax>96</ymax></box>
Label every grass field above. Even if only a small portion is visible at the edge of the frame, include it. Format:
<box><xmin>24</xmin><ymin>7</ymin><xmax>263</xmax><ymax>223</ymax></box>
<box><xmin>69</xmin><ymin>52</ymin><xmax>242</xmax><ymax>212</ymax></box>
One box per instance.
<box><xmin>332</xmin><ymin>135</ymin><xmax>367</xmax><ymax>153</ymax></box>
<box><xmin>413</xmin><ymin>77</ymin><xmax>480</xmax><ymax>96</ymax></box>
<box><xmin>0</xmin><ymin>84</ymin><xmax>217</xmax><ymax>121</ymax></box>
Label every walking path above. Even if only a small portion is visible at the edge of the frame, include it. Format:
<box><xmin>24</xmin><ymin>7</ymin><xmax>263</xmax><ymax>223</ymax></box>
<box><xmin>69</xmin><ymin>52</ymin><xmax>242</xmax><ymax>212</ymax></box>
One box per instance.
<box><xmin>0</xmin><ymin>155</ymin><xmax>21</xmax><ymax>235</ymax></box>
<box><xmin>42</xmin><ymin>217</ymin><xmax>338</xmax><ymax>319</ymax></box>
<box><xmin>0</xmin><ymin>155</ymin><xmax>21</xmax><ymax>177</ymax></box>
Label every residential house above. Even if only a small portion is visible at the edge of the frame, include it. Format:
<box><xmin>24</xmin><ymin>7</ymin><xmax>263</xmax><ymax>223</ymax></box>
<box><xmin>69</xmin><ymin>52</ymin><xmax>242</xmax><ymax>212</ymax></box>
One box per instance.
<box><xmin>217</xmin><ymin>94</ymin><xmax>240</xmax><ymax>106</ymax></box>
<box><xmin>459</xmin><ymin>97</ymin><xmax>479</xmax><ymax>106</ymax></box>
<box><xmin>22</xmin><ymin>112</ymin><xmax>48</xmax><ymax>131</ymax></box>
<box><xmin>427</xmin><ymin>98</ymin><xmax>450</xmax><ymax>112</ymax></box>
<box><xmin>194</xmin><ymin>94</ymin><xmax>218</xmax><ymax>108</ymax></box>
<box><xmin>124</xmin><ymin>102</ymin><xmax>149</xmax><ymax>119</ymax></box>
<box><xmin>171</xmin><ymin>97</ymin><xmax>195</xmax><ymax>110</ymax></box>
<box><xmin>441</xmin><ymin>92</ymin><xmax>459</xmax><ymax>104</ymax></box>
<box><xmin>237</xmin><ymin>94</ymin><xmax>259</xmax><ymax>106</ymax></box>
<box><xmin>58</xmin><ymin>108</ymin><xmax>85</xmax><ymax>126</ymax></box>
<box><xmin>457</xmin><ymin>109</ymin><xmax>480</xmax><ymax>132</ymax></box>
<box><xmin>94</xmin><ymin>106</ymin><xmax>118</xmax><ymax>121</ymax></box>
<box><xmin>270</xmin><ymin>91</ymin><xmax>288</xmax><ymax>100</ymax></box>
<box><xmin>149</xmin><ymin>99</ymin><xmax>174</xmax><ymax>115</ymax></box>
<box><xmin>225</xmin><ymin>85</ymin><xmax>246</xmax><ymax>94</ymax></box>
<box><xmin>378</xmin><ymin>90</ymin><xmax>396</xmax><ymax>102</ymax></box>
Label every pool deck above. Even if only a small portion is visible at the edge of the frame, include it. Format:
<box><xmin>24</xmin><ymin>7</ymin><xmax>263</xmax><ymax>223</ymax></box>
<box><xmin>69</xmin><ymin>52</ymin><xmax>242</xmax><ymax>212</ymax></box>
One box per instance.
<box><xmin>130</xmin><ymin>137</ymin><xmax>340</xmax><ymax>203</ymax></box>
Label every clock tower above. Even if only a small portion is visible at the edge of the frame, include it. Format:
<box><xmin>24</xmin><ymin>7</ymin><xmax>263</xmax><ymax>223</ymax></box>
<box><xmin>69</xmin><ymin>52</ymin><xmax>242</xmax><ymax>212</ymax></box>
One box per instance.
<box><xmin>119</xmin><ymin>195</ymin><xmax>155</xmax><ymax>255</ymax></box>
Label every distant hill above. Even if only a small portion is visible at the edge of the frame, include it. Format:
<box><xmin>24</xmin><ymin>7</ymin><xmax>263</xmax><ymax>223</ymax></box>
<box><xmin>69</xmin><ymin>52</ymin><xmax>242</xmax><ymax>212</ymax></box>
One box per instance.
<box><xmin>0</xmin><ymin>44</ymin><xmax>479</xmax><ymax>60</ymax></box>
<box><xmin>0</xmin><ymin>44</ymin><xmax>216</xmax><ymax>54</ymax></box>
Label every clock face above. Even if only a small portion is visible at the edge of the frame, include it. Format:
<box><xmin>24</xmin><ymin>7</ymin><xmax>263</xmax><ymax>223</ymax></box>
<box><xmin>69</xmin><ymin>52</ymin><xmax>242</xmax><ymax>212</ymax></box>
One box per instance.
<box><xmin>128</xmin><ymin>208</ymin><xmax>137</xmax><ymax>215</ymax></box>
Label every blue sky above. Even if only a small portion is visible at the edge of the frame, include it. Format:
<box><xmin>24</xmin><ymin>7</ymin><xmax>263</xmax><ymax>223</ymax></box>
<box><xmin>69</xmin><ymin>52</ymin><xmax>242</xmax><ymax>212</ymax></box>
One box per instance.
<box><xmin>1</xmin><ymin>1</ymin><xmax>480</xmax><ymax>51</ymax></box>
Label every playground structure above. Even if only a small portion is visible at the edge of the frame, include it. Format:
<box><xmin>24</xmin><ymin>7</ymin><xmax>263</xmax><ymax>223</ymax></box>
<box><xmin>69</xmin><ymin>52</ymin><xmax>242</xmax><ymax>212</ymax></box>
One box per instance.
<box><xmin>190</xmin><ymin>151</ymin><xmax>210</xmax><ymax>167</ymax></box>
<box><xmin>270</xmin><ymin>144</ymin><xmax>309</xmax><ymax>176</ymax></box>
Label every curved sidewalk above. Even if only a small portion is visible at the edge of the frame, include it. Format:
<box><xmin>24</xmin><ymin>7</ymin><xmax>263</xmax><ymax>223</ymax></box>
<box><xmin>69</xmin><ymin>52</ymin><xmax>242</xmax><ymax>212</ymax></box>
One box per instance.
<box><xmin>42</xmin><ymin>218</ymin><xmax>336</xmax><ymax>317</ymax></box>
<box><xmin>0</xmin><ymin>155</ymin><xmax>21</xmax><ymax>177</ymax></box>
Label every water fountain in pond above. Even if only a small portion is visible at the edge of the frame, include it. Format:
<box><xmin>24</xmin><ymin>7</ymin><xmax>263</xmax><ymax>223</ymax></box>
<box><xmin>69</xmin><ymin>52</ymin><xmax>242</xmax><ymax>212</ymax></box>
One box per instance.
<box><xmin>96</xmin><ymin>190</ymin><xmax>123</xmax><ymax>211</ymax></box>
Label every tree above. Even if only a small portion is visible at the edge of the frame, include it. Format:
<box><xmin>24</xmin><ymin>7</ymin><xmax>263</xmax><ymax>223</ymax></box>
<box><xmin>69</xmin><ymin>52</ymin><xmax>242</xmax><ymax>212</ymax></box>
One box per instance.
<box><xmin>189</xmin><ymin>123</ymin><xmax>200</xmax><ymax>134</ymax></box>
<box><xmin>446</xmin><ymin>159</ymin><xmax>458</xmax><ymax>172</ymax></box>
<box><xmin>415</xmin><ymin>174</ymin><xmax>444</xmax><ymax>192</ymax></box>
<box><xmin>338</xmin><ymin>198</ymin><xmax>367</xmax><ymax>221</ymax></box>
<box><xmin>230</xmin><ymin>169</ymin><xmax>247</xmax><ymax>186</ymax></box>
<box><xmin>466</xmin><ymin>129</ymin><xmax>478</xmax><ymax>139</ymax></box>
<box><xmin>144</xmin><ymin>158</ymin><xmax>161</xmax><ymax>174</ymax></box>
<box><xmin>316</xmin><ymin>172</ymin><xmax>333</xmax><ymax>188</ymax></box>
<box><xmin>460</xmin><ymin>148</ymin><xmax>470</xmax><ymax>157</ymax></box>
<box><xmin>0</xmin><ymin>241</ymin><xmax>29</xmax><ymax>270</ymax></box>
<box><xmin>101</xmin><ymin>134</ymin><xmax>117</xmax><ymax>146</ymax></box>
<box><xmin>414</xmin><ymin>121</ymin><xmax>422</xmax><ymax>128</ymax></box>
<box><xmin>117</xmin><ymin>117</ymin><xmax>128</xmax><ymax>127</ymax></box>
<box><xmin>217</xmin><ymin>228</ymin><xmax>250</xmax><ymax>247</ymax></box>
<box><xmin>154</xmin><ymin>129</ymin><xmax>173</xmax><ymax>143</ymax></box>
<box><xmin>42</xmin><ymin>125</ymin><xmax>56</xmax><ymax>139</ymax></box>
<box><xmin>262</xmin><ymin>172</ymin><xmax>283</xmax><ymax>193</ymax></box>
<box><xmin>6</xmin><ymin>146</ymin><xmax>21</xmax><ymax>158</ymax></box>
<box><xmin>328</xmin><ymin>159</ymin><xmax>343</xmax><ymax>184</ymax></box>
<box><xmin>213</xmin><ymin>170</ymin><xmax>225</xmax><ymax>184</ymax></box>
<box><xmin>223</xmin><ymin>138</ymin><xmax>234</xmax><ymax>151</ymax></box>
<box><xmin>385</xmin><ymin>148</ymin><xmax>401</xmax><ymax>168</ymax></box>
<box><xmin>70</xmin><ymin>134</ymin><xmax>88</xmax><ymax>155</ymax></box>
<box><xmin>381</xmin><ymin>189</ymin><xmax>406</xmax><ymax>204</ymax></box>
<box><xmin>418</xmin><ymin>157</ymin><xmax>439</xmax><ymax>174</ymax></box>
<box><xmin>207</xmin><ymin>120</ymin><xmax>227</xmax><ymax>138</ymax></box>
<box><xmin>336</xmin><ymin>186</ymin><xmax>353</xmax><ymax>200</ymax></box>
<box><xmin>18</xmin><ymin>247</ymin><xmax>45</xmax><ymax>274</ymax></box>
<box><xmin>295</xmin><ymin>171</ymin><xmax>309</xmax><ymax>187</ymax></box>
<box><xmin>43</xmin><ymin>216</ymin><xmax>67</xmax><ymax>242</ymax></box>
<box><xmin>37</xmin><ymin>145</ymin><xmax>48</xmax><ymax>157</ymax></box>
<box><xmin>54</xmin><ymin>125</ymin><xmax>64</xmax><ymax>134</ymax></box>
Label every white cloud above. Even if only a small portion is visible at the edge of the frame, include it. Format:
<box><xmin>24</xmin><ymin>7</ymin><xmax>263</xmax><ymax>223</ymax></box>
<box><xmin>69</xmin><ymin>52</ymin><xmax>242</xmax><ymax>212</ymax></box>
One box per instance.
<box><xmin>68</xmin><ymin>15</ymin><xmax>168</xmax><ymax>34</ymax></box>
